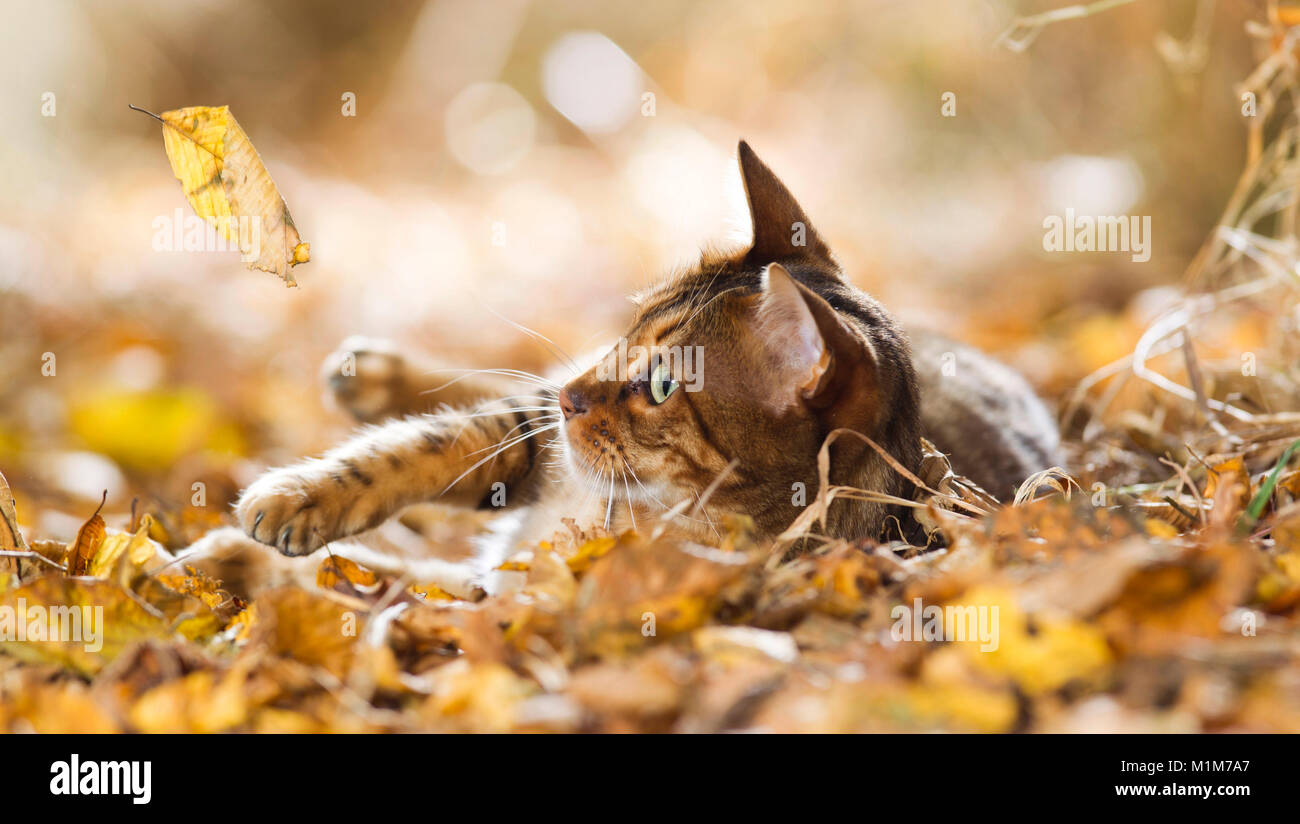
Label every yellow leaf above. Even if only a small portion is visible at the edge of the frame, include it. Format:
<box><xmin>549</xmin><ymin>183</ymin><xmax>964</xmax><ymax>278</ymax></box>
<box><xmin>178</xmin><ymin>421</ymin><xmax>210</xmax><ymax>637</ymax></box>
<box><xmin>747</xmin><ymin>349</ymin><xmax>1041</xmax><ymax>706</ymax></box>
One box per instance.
<box><xmin>69</xmin><ymin>387</ymin><xmax>239</xmax><ymax>472</ymax></box>
<box><xmin>1277</xmin><ymin>550</ymin><xmax>1300</xmax><ymax>581</ymax></box>
<box><xmin>574</xmin><ymin>534</ymin><xmax>757</xmax><ymax>656</ymax></box>
<box><xmin>409</xmin><ymin>582</ymin><xmax>458</xmax><ymax>600</ymax></box>
<box><xmin>139</xmin><ymin>104</ymin><xmax>309</xmax><ymax>286</ymax></box>
<box><xmin>1068</xmin><ymin>314</ymin><xmax>1135</xmax><ymax>373</ymax></box>
<box><xmin>226</xmin><ymin>603</ymin><xmax>257</xmax><ymax>642</ymax></box>
<box><xmin>317</xmin><ymin>555</ymin><xmax>379</xmax><ymax>591</ymax></box>
<box><xmin>424</xmin><ymin>661</ymin><xmax>535</xmax><ymax>732</ymax></box>
<box><xmin>157</xmin><ymin>565</ymin><xmax>233</xmax><ymax>611</ymax></box>
<box><xmin>0</xmin><ymin>576</ymin><xmax>173</xmax><ymax>676</ymax></box>
<box><xmin>902</xmin><ymin>681</ymin><xmax>1019</xmax><ymax>733</ymax></box>
<box><xmin>1</xmin><ymin>683</ymin><xmax>120</xmax><ymax>734</ymax></box>
<box><xmin>252</xmin><ymin>588</ymin><xmax>355</xmax><ymax>677</ymax></box>
<box><xmin>959</xmin><ymin>586</ymin><xmax>1111</xmax><ymax>696</ymax></box>
<box><xmin>129</xmin><ymin>667</ymin><xmax>249</xmax><ymax>734</ymax></box>
<box><xmin>498</xmin><ymin>536</ymin><xmax>619</xmax><ymax>576</ymax></box>
<box><xmin>253</xmin><ymin>708</ymin><xmax>321</xmax><ymax>734</ymax></box>
<box><xmin>565</xmin><ymin>535</ymin><xmax>617</xmax><ymax>574</ymax></box>
<box><xmin>87</xmin><ymin>515</ymin><xmax>158</xmax><ymax>579</ymax></box>
<box><xmin>1204</xmin><ymin>457</ymin><xmax>1246</xmax><ymax>502</ymax></box>
<box><xmin>1143</xmin><ymin>517</ymin><xmax>1178</xmax><ymax>539</ymax></box>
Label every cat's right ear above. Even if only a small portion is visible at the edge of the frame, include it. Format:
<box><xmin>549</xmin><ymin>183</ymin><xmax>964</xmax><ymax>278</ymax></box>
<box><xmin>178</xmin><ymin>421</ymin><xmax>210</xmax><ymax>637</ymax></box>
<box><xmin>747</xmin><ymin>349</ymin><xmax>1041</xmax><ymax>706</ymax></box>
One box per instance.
<box><xmin>749</xmin><ymin>263</ymin><xmax>877</xmax><ymax>414</ymax></box>
<box><xmin>738</xmin><ymin>141</ymin><xmax>833</xmax><ymax>266</ymax></box>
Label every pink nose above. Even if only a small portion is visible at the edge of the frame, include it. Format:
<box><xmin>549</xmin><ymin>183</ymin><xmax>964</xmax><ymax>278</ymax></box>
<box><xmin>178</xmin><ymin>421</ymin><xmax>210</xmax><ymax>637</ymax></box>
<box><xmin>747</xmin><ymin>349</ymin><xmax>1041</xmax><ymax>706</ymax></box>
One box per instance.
<box><xmin>558</xmin><ymin>388</ymin><xmax>587</xmax><ymax>420</ymax></box>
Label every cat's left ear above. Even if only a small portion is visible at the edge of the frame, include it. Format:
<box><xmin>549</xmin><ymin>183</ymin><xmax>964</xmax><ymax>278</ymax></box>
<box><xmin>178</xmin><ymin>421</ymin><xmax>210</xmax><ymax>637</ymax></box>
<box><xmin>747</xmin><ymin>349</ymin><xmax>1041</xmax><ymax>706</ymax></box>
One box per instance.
<box><xmin>738</xmin><ymin>140</ymin><xmax>833</xmax><ymax>266</ymax></box>
<box><xmin>751</xmin><ymin>263</ymin><xmax>876</xmax><ymax>411</ymax></box>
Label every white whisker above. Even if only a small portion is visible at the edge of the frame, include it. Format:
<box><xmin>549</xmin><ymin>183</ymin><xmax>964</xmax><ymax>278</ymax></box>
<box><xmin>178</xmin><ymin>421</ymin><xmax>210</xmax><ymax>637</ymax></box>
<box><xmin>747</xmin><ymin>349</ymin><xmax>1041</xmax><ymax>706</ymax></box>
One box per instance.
<box><xmin>440</xmin><ymin>422</ymin><xmax>562</xmax><ymax>496</ymax></box>
<box><xmin>620</xmin><ymin>464</ymin><xmax>636</xmax><ymax>532</ymax></box>
<box><xmin>604</xmin><ymin>468</ymin><xmax>615</xmax><ymax>529</ymax></box>
<box><xmin>484</xmin><ymin>307</ymin><xmax>582</xmax><ymax>376</ymax></box>
<box><xmin>426</xmin><ymin>368</ymin><xmax>563</xmax><ymax>391</ymax></box>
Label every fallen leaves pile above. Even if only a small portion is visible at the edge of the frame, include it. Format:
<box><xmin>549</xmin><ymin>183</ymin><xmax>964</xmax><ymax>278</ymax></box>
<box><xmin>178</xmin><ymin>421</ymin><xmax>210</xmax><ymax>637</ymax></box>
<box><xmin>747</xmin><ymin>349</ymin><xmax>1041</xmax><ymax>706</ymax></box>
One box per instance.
<box><xmin>3</xmin><ymin>411</ymin><xmax>1300</xmax><ymax>733</ymax></box>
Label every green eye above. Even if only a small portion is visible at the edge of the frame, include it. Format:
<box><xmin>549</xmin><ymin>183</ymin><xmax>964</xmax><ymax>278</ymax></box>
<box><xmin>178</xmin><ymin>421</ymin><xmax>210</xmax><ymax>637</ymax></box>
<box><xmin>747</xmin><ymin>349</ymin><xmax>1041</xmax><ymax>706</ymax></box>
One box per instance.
<box><xmin>649</xmin><ymin>360</ymin><xmax>679</xmax><ymax>404</ymax></box>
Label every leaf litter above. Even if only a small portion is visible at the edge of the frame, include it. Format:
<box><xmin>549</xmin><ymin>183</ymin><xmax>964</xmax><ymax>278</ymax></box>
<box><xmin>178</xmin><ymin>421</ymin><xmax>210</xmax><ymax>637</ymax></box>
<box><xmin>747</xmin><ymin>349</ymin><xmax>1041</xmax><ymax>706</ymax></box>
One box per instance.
<box><xmin>3</xmin><ymin>395</ymin><xmax>1300</xmax><ymax>733</ymax></box>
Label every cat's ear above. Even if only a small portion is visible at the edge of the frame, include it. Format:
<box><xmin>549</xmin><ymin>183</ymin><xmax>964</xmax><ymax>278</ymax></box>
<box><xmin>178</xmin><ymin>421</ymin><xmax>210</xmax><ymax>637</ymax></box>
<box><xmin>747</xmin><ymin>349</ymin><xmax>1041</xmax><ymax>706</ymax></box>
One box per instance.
<box><xmin>738</xmin><ymin>141</ymin><xmax>833</xmax><ymax>265</ymax></box>
<box><xmin>753</xmin><ymin>263</ymin><xmax>830</xmax><ymax>398</ymax></box>
<box><xmin>752</xmin><ymin>263</ymin><xmax>876</xmax><ymax>411</ymax></box>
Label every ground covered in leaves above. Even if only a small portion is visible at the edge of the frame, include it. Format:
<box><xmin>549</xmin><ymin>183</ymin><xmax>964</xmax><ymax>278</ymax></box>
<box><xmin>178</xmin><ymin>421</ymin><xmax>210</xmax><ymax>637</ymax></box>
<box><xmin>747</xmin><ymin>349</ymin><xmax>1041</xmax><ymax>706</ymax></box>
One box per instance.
<box><xmin>3</xmin><ymin>418</ymin><xmax>1300</xmax><ymax>733</ymax></box>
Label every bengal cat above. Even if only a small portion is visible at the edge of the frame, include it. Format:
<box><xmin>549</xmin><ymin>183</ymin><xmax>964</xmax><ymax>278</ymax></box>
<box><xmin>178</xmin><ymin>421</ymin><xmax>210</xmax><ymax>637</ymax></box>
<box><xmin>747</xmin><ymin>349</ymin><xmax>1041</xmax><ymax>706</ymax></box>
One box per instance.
<box><xmin>232</xmin><ymin>142</ymin><xmax>1061</xmax><ymax>591</ymax></box>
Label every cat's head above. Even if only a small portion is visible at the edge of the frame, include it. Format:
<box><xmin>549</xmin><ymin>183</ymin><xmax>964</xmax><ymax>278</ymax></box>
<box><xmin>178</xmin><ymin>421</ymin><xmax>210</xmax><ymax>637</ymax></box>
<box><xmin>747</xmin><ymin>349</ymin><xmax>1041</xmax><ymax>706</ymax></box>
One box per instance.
<box><xmin>557</xmin><ymin>142</ymin><xmax>914</xmax><ymax>537</ymax></box>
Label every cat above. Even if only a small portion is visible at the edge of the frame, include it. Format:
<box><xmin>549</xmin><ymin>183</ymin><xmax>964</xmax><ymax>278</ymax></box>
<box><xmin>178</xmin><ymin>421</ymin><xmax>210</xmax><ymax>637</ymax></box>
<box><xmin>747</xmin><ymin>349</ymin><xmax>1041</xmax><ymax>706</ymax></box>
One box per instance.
<box><xmin>231</xmin><ymin>141</ymin><xmax>1062</xmax><ymax>592</ymax></box>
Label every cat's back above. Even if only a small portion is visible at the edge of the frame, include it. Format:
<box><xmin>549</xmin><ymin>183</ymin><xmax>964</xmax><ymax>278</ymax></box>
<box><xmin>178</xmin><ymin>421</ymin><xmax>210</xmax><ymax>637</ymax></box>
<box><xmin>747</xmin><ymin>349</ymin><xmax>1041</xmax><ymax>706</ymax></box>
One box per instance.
<box><xmin>907</xmin><ymin>328</ymin><xmax>1062</xmax><ymax>498</ymax></box>
<box><xmin>803</xmin><ymin>271</ymin><xmax>1062</xmax><ymax>499</ymax></box>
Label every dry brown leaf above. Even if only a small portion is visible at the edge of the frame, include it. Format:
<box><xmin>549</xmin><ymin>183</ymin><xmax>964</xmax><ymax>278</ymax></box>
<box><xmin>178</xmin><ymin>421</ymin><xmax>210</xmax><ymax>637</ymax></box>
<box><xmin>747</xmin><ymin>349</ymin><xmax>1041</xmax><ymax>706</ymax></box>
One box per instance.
<box><xmin>1096</xmin><ymin>541</ymin><xmax>1260</xmax><ymax>655</ymax></box>
<box><xmin>156</xmin><ymin>564</ymin><xmax>237</xmax><ymax>612</ymax></box>
<box><xmin>0</xmin><ymin>575</ymin><xmax>174</xmax><ymax>676</ymax></box>
<box><xmin>1</xmin><ymin>681</ymin><xmax>120</xmax><ymax>734</ymax></box>
<box><xmin>574</xmin><ymin>533</ymin><xmax>759</xmax><ymax>656</ymax></box>
<box><xmin>65</xmin><ymin>493</ymin><xmax>107</xmax><ymax>577</ymax></box>
<box><xmin>316</xmin><ymin>554</ymin><xmax>378</xmax><ymax>592</ymax></box>
<box><xmin>128</xmin><ymin>666</ymin><xmax>251</xmax><ymax>734</ymax></box>
<box><xmin>250</xmin><ymin>588</ymin><xmax>356</xmax><ymax>677</ymax></box>
<box><xmin>0</xmin><ymin>470</ymin><xmax>26</xmax><ymax>554</ymax></box>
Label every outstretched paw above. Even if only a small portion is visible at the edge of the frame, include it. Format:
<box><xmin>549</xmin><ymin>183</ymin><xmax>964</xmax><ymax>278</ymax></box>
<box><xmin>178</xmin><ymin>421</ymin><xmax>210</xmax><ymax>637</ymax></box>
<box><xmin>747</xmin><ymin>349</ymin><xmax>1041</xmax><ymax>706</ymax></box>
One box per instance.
<box><xmin>321</xmin><ymin>336</ymin><xmax>413</xmax><ymax>423</ymax></box>
<box><xmin>236</xmin><ymin>466</ymin><xmax>356</xmax><ymax>556</ymax></box>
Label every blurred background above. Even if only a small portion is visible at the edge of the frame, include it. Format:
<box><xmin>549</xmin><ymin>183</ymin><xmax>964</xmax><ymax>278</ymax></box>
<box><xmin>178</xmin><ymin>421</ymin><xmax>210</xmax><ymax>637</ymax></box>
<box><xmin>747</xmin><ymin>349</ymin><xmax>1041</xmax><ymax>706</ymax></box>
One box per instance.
<box><xmin>0</xmin><ymin>0</ymin><xmax>1272</xmax><ymax>542</ymax></box>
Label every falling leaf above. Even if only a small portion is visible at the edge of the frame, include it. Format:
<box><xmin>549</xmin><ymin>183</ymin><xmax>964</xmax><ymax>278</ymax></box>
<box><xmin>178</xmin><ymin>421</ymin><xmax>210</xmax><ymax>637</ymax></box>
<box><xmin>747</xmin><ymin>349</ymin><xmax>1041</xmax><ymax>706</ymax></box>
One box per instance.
<box><xmin>134</xmin><ymin>104</ymin><xmax>310</xmax><ymax>286</ymax></box>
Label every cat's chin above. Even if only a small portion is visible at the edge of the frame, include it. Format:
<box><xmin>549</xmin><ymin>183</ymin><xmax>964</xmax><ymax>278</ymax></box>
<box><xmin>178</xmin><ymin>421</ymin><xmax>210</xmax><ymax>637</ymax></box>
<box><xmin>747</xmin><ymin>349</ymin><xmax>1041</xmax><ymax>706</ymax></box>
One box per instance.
<box><xmin>556</xmin><ymin>433</ymin><xmax>653</xmax><ymax>504</ymax></box>
<box><xmin>561</xmin><ymin>453</ymin><xmax>619</xmax><ymax>501</ymax></box>
<box><xmin>555</xmin><ymin>428</ymin><xmax>600</xmax><ymax>489</ymax></box>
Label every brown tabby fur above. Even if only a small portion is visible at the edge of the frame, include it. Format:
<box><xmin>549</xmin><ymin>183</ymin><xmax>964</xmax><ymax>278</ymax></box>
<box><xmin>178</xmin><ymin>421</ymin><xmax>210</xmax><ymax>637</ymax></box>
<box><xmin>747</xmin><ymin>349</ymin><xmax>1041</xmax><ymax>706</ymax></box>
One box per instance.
<box><xmin>230</xmin><ymin>142</ymin><xmax>1061</xmax><ymax>591</ymax></box>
